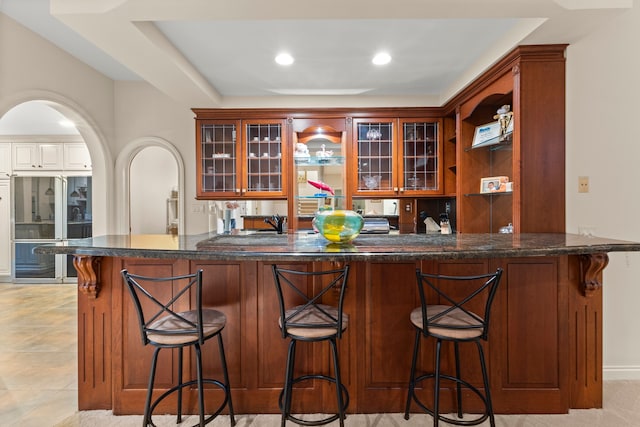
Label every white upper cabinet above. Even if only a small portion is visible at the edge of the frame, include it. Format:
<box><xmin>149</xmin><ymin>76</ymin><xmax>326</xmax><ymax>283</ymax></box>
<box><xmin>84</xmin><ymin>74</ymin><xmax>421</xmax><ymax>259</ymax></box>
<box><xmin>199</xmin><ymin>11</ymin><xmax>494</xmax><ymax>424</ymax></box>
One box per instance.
<box><xmin>63</xmin><ymin>143</ymin><xmax>92</xmax><ymax>170</ymax></box>
<box><xmin>0</xmin><ymin>144</ymin><xmax>10</xmax><ymax>178</ymax></box>
<box><xmin>12</xmin><ymin>143</ymin><xmax>63</xmax><ymax>170</ymax></box>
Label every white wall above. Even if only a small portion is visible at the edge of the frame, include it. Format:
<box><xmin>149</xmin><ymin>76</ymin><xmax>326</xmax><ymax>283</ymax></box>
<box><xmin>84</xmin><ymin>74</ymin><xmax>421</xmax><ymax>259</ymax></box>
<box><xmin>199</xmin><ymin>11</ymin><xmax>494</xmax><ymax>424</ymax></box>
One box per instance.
<box><xmin>2</xmin><ymin>5</ymin><xmax>640</xmax><ymax>378</ymax></box>
<box><xmin>0</xmin><ymin>13</ymin><xmax>115</xmax><ymax>235</ymax></box>
<box><xmin>112</xmin><ymin>82</ymin><xmax>205</xmax><ymax>233</ymax></box>
<box><xmin>566</xmin><ymin>0</ymin><xmax>640</xmax><ymax>378</ymax></box>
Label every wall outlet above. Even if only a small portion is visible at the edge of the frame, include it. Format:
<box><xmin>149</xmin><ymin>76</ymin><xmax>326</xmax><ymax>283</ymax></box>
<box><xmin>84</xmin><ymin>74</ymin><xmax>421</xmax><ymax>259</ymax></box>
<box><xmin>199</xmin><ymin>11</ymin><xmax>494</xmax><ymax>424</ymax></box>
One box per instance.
<box><xmin>578</xmin><ymin>176</ymin><xmax>589</xmax><ymax>193</ymax></box>
<box><xmin>192</xmin><ymin>203</ymin><xmax>205</xmax><ymax>213</ymax></box>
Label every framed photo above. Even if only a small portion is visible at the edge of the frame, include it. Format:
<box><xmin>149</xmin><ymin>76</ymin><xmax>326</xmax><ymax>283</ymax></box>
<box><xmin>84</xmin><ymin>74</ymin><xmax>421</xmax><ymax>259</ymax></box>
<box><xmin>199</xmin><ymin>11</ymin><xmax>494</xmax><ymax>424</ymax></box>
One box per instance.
<box><xmin>472</xmin><ymin>121</ymin><xmax>501</xmax><ymax>148</ymax></box>
<box><xmin>480</xmin><ymin>176</ymin><xmax>509</xmax><ymax>193</ymax></box>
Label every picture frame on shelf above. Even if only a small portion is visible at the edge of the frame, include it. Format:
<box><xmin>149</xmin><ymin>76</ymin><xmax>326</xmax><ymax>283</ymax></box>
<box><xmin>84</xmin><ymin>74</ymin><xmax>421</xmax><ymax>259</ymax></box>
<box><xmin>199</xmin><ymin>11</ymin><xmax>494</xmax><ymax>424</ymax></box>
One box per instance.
<box><xmin>472</xmin><ymin>121</ymin><xmax>501</xmax><ymax>148</ymax></box>
<box><xmin>480</xmin><ymin>176</ymin><xmax>510</xmax><ymax>193</ymax></box>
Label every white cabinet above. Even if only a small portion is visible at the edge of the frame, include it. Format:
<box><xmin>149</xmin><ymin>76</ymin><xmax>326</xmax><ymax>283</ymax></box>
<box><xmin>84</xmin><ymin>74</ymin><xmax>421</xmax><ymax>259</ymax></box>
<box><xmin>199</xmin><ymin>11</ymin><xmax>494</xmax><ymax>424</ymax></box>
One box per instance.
<box><xmin>64</xmin><ymin>143</ymin><xmax>92</xmax><ymax>170</ymax></box>
<box><xmin>0</xmin><ymin>181</ymin><xmax>10</xmax><ymax>277</ymax></box>
<box><xmin>0</xmin><ymin>144</ymin><xmax>11</xmax><ymax>178</ymax></box>
<box><xmin>12</xmin><ymin>143</ymin><xmax>63</xmax><ymax>170</ymax></box>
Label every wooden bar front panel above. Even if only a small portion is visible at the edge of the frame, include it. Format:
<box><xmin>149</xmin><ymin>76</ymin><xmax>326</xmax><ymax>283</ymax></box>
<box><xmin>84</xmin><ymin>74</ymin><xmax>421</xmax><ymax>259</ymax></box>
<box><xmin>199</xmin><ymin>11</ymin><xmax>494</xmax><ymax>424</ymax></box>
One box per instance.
<box><xmin>78</xmin><ymin>254</ymin><xmax>599</xmax><ymax>416</ymax></box>
<box><xmin>490</xmin><ymin>257</ymin><xmax>569</xmax><ymax>413</ymax></box>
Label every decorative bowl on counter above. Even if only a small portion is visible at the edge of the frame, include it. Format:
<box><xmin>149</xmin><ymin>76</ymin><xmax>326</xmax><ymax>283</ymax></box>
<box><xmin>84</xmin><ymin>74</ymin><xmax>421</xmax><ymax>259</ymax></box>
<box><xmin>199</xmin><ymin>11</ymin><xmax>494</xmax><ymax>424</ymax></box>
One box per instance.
<box><xmin>313</xmin><ymin>210</ymin><xmax>364</xmax><ymax>243</ymax></box>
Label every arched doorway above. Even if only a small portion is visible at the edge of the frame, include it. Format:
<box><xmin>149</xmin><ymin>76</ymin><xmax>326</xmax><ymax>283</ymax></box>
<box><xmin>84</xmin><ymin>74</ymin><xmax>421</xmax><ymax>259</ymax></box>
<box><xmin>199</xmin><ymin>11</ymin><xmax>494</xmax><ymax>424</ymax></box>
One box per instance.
<box><xmin>129</xmin><ymin>146</ymin><xmax>179</xmax><ymax>234</ymax></box>
<box><xmin>115</xmin><ymin>137</ymin><xmax>185</xmax><ymax>235</ymax></box>
<box><xmin>0</xmin><ymin>97</ymin><xmax>110</xmax><ymax>282</ymax></box>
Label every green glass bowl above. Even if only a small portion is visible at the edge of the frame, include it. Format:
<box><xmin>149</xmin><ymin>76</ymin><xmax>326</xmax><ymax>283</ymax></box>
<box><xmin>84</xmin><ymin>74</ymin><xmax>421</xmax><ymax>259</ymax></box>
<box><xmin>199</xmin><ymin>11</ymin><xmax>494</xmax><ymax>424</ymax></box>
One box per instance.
<box><xmin>313</xmin><ymin>210</ymin><xmax>364</xmax><ymax>243</ymax></box>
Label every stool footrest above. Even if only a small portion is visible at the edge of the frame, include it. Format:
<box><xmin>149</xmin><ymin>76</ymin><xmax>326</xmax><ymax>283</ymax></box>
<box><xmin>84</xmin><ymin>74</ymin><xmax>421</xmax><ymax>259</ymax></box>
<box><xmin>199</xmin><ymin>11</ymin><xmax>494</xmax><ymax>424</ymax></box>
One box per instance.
<box><xmin>406</xmin><ymin>373</ymin><xmax>490</xmax><ymax>426</ymax></box>
<box><xmin>279</xmin><ymin>374</ymin><xmax>349</xmax><ymax>426</ymax></box>
<box><xmin>148</xmin><ymin>378</ymin><xmax>233</xmax><ymax>427</ymax></box>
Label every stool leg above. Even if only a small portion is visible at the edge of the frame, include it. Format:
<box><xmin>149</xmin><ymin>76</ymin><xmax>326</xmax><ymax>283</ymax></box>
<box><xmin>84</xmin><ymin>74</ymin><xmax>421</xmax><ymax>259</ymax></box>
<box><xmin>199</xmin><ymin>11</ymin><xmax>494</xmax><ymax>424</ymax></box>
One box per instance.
<box><xmin>144</xmin><ymin>347</ymin><xmax>161</xmax><ymax>427</ymax></box>
<box><xmin>217</xmin><ymin>333</ymin><xmax>236</xmax><ymax>426</ymax></box>
<box><xmin>177</xmin><ymin>347</ymin><xmax>183</xmax><ymax>424</ymax></box>
<box><xmin>433</xmin><ymin>339</ymin><xmax>442</xmax><ymax>427</ymax></box>
<box><xmin>281</xmin><ymin>339</ymin><xmax>297</xmax><ymax>427</ymax></box>
<box><xmin>329</xmin><ymin>338</ymin><xmax>345</xmax><ymax>427</ymax></box>
<box><xmin>195</xmin><ymin>343</ymin><xmax>205</xmax><ymax>426</ymax></box>
<box><xmin>476</xmin><ymin>341</ymin><xmax>495</xmax><ymax>427</ymax></box>
<box><xmin>404</xmin><ymin>329</ymin><xmax>421</xmax><ymax>420</ymax></box>
<box><xmin>454</xmin><ymin>342</ymin><xmax>463</xmax><ymax>419</ymax></box>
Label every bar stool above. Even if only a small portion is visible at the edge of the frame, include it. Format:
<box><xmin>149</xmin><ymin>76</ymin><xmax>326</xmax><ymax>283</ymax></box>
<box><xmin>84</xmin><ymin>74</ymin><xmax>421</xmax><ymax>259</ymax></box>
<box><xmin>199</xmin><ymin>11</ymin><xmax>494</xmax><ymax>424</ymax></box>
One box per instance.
<box><xmin>271</xmin><ymin>264</ymin><xmax>351</xmax><ymax>427</ymax></box>
<box><xmin>121</xmin><ymin>269</ymin><xmax>235</xmax><ymax>427</ymax></box>
<box><xmin>404</xmin><ymin>268</ymin><xmax>503</xmax><ymax>427</ymax></box>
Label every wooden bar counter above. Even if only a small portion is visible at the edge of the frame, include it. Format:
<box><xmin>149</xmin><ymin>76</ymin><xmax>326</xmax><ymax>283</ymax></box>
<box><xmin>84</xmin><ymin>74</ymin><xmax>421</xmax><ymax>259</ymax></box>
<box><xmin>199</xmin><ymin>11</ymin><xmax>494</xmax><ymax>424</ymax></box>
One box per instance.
<box><xmin>36</xmin><ymin>232</ymin><xmax>640</xmax><ymax>416</ymax></box>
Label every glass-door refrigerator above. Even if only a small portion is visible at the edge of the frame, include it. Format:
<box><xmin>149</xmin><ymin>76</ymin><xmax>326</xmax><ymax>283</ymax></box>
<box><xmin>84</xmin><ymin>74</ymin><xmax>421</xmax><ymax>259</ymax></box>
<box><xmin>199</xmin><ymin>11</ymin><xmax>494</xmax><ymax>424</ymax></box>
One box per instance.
<box><xmin>11</xmin><ymin>175</ymin><xmax>92</xmax><ymax>282</ymax></box>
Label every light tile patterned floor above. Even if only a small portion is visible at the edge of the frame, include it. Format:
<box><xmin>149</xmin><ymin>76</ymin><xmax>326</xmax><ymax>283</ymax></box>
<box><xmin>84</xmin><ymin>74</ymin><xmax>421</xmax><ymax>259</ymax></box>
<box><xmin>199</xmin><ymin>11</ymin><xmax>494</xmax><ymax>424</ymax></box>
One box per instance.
<box><xmin>1</xmin><ymin>283</ymin><xmax>640</xmax><ymax>426</ymax></box>
<box><xmin>0</xmin><ymin>283</ymin><xmax>77</xmax><ymax>427</ymax></box>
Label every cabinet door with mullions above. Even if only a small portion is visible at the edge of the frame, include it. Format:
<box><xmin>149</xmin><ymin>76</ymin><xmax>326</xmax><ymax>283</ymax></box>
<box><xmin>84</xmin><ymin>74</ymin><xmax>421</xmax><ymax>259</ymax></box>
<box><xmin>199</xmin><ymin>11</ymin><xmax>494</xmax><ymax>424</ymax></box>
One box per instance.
<box><xmin>399</xmin><ymin>119</ymin><xmax>442</xmax><ymax>194</ymax></box>
<box><xmin>353</xmin><ymin>119</ymin><xmax>397</xmax><ymax>196</ymax></box>
<box><xmin>198</xmin><ymin>120</ymin><xmax>241</xmax><ymax>197</ymax></box>
<box><xmin>244</xmin><ymin>121</ymin><xmax>286</xmax><ymax>196</ymax></box>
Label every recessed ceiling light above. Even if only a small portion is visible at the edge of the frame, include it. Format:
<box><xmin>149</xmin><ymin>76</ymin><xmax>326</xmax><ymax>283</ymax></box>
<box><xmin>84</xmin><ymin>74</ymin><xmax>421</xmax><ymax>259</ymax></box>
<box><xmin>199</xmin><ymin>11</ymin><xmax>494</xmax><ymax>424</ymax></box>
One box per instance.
<box><xmin>372</xmin><ymin>52</ymin><xmax>391</xmax><ymax>65</ymax></box>
<box><xmin>275</xmin><ymin>53</ymin><xmax>294</xmax><ymax>66</ymax></box>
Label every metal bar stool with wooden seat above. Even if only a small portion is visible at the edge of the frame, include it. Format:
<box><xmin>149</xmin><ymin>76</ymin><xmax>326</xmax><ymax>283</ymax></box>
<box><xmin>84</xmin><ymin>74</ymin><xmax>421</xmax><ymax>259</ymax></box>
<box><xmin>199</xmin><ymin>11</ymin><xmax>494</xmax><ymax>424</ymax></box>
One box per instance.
<box><xmin>271</xmin><ymin>264</ymin><xmax>351</xmax><ymax>427</ymax></box>
<box><xmin>121</xmin><ymin>269</ymin><xmax>235</xmax><ymax>427</ymax></box>
<box><xmin>404</xmin><ymin>268</ymin><xmax>503</xmax><ymax>427</ymax></box>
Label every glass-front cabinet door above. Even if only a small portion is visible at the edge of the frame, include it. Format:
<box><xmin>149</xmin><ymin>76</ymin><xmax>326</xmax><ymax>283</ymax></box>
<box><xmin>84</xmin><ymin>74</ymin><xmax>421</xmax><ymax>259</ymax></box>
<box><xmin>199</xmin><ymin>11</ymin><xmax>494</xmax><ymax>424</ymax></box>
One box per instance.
<box><xmin>197</xmin><ymin>120</ymin><xmax>241</xmax><ymax>197</ymax></box>
<box><xmin>352</xmin><ymin>119</ymin><xmax>398</xmax><ymax>196</ymax></box>
<box><xmin>197</xmin><ymin>119</ymin><xmax>287</xmax><ymax>198</ymax></box>
<box><xmin>398</xmin><ymin>119</ymin><xmax>442</xmax><ymax>195</ymax></box>
<box><xmin>244</xmin><ymin>120</ymin><xmax>287</xmax><ymax>197</ymax></box>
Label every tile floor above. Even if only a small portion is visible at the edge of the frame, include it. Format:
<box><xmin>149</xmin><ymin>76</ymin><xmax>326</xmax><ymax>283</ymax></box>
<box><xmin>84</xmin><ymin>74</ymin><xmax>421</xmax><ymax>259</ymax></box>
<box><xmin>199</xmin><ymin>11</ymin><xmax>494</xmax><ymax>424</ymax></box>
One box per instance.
<box><xmin>0</xmin><ymin>283</ymin><xmax>77</xmax><ymax>427</ymax></box>
<box><xmin>1</xmin><ymin>283</ymin><xmax>639</xmax><ymax>426</ymax></box>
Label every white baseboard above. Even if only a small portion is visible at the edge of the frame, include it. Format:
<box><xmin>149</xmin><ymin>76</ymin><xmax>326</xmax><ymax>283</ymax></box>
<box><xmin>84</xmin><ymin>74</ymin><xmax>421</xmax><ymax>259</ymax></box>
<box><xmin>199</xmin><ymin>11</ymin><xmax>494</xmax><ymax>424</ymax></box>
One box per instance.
<box><xmin>603</xmin><ymin>365</ymin><xmax>640</xmax><ymax>380</ymax></box>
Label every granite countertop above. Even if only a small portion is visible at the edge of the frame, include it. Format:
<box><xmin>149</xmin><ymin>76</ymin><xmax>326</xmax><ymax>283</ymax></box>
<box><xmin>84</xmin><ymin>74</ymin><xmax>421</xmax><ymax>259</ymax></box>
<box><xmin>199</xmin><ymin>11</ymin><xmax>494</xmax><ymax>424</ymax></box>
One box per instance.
<box><xmin>33</xmin><ymin>232</ymin><xmax>640</xmax><ymax>262</ymax></box>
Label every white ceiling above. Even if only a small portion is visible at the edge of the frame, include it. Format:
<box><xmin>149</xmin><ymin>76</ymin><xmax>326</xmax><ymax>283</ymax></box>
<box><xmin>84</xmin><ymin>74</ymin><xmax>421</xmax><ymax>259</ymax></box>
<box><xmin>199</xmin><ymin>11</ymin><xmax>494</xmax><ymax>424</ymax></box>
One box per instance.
<box><xmin>0</xmin><ymin>0</ymin><xmax>633</xmax><ymax>134</ymax></box>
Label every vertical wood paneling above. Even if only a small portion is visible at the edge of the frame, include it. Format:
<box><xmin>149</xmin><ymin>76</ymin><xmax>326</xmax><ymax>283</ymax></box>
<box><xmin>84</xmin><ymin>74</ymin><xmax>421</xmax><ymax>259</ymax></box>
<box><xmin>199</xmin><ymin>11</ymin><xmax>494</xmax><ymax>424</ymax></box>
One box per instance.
<box><xmin>77</xmin><ymin>256</ymin><xmax>112</xmax><ymax>410</ymax></box>
<box><xmin>193</xmin><ymin>262</ymin><xmax>245</xmax><ymax>386</ymax></box>
<box><xmin>505</xmin><ymin>261</ymin><xmax>559</xmax><ymax>386</ymax></box>
<box><xmin>82</xmin><ymin>254</ymin><xmax>597</xmax><ymax>415</ymax></box>
<box><xmin>112</xmin><ymin>258</ymin><xmax>185</xmax><ymax>414</ymax></box>
<box><xmin>356</xmin><ymin>261</ymin><xmax>417</xmax><ymax>412</ymax></box>
<box><xmin>569</xmin><ymin>256</ymin><xmax>603</xmax><ymax>408</ymax></box>
<box><xmin>490</xmin><ymin>256</ymin><xmax>570</xmax><ymax>414</ymax></box>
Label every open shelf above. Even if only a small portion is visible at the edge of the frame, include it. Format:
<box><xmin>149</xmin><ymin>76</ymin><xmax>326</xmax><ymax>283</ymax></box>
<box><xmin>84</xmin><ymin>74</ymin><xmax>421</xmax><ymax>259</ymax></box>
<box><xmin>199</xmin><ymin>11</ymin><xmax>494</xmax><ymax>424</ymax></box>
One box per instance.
<box><xmin>464</xmin><ymin>191</ymin><xmax>513</xmax><ymax>197</ymax></box>
<box><xmin>466</xmin><ymin>131</ymin><xmax>513</xmax><ymax>151</ymax></box>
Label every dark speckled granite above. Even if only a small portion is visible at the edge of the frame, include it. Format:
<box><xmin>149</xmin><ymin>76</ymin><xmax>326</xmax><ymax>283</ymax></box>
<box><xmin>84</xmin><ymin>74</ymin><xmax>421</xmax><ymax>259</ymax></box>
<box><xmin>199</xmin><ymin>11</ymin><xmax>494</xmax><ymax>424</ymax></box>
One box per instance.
<box><xmin>34</xmin><ymin>232</ymin><xmax>640</xmax><ymax>262</ymax></box>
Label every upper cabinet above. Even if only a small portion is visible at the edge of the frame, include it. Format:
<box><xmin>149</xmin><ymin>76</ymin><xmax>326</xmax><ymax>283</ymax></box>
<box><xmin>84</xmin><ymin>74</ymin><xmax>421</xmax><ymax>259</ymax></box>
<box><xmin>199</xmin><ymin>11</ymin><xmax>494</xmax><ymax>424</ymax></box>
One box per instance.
<box><xmin>197</xmin><ymin>119</ymin><xmax>240</xmax><ymax>197</ymax></box>
<box><xmin>63</xmin><ymin>143</ymin><xmax>92</xmax><ymax>170</ymax></box>
<box><xmin>352</xmin><ymin>118</ymin><xmax>396</xmax><ymax>196</ymax></box>
<box><xmin>244</xmin><ymin>120</ymin><xmax>287</xmax><ymax>197</ymax></box>
<box><xmin>5</xmin><ymin>141</ymin><xmax>91</xmax><ymax>173</ymax></box>
<box><xmin>351</xmin><ymin>117</ymin><xmax>443</xmax><ymax>197</ymax></box>
<box><xmin>12</xmin><ymin>143</ymin><xmax>63</xmax><ymax>170</ymax></box>
<box><xmin>196</xmin><ymin>117</ymin><xmax>287</xmax><ymax>198</ymax></box>
<box><xmin>398</xmin><ymin>119</ymin><xmax>443</xmax><ymax>196</ymax></box>
<box><xmin>452</xmin><ymin>45</ymin><xmax>567</xmax><ymax>234</ymax></box>
<box><xmin>0</xmin><ymin>145</ymin><xmax>10</xmax><ymax>178</ymax></box>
